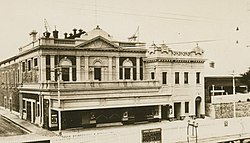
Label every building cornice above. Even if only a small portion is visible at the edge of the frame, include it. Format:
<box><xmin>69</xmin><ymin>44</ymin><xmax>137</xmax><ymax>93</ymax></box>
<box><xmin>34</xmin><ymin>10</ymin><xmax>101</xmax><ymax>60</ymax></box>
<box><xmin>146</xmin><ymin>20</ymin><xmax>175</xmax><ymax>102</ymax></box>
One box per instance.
<box><xmin>145</xmin><ymin>57</ymin><xmax>206</xmax><ymax>63</ymax></box>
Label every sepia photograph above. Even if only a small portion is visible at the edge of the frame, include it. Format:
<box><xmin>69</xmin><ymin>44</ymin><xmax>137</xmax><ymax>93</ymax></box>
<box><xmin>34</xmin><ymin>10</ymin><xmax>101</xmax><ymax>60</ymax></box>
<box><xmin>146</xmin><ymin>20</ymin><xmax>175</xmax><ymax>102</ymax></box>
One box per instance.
<box><xmin>0</xmin><ymin>0</ymin><xmax>250</xmax><ymax>142</ymax></box>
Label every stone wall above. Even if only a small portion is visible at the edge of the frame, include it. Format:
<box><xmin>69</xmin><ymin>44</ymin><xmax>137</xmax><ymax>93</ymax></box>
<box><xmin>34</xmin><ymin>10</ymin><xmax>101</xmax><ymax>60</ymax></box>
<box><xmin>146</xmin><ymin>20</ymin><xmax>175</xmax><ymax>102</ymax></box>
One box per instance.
<box><xmin>206</xmin><ymin>101</ymin><xmax>250</xmax><ymax>119</ymax></box>
<box><xmin>214</xmin><ymin>103</ymin><xmax>234</xmax><ymax>119</ymax></box>
<box><xmin>236</xmin><ymin>101</ymin><xmax>250</xmax><ymax>117</ymax></box>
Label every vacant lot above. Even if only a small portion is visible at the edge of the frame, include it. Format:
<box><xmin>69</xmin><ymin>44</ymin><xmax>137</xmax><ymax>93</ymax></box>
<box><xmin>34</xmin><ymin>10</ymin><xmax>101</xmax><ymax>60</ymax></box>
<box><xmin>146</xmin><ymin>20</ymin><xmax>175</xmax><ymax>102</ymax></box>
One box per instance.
<box><xmin>0</xmin><ymin>116</ymin><xmax>27</xmax><ymax>137</ymax></box>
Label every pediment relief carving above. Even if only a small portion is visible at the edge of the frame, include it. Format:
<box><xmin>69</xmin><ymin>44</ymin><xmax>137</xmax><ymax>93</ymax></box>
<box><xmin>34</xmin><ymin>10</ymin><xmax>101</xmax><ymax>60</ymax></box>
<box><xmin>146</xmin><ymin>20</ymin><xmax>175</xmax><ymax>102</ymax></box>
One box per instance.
<box><xmin>78</xmin><ymin>36</ymin><xmax>119</xmax><ymax>49</ymax></box>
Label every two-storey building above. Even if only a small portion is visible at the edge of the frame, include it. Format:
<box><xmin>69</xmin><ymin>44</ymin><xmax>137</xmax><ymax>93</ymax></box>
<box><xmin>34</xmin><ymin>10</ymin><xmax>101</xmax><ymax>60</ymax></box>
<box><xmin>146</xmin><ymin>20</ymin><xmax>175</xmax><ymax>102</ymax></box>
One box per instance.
<box><xmin>0</xmin><ymin>25</ymin><xmax>205</xmax><ymax>130</ymax></box>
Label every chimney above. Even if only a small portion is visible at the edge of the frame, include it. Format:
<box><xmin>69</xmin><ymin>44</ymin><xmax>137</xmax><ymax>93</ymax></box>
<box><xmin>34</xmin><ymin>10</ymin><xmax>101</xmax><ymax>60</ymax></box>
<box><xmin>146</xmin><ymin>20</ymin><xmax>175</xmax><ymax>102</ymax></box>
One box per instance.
<box><xmin>53</xmin><ymin>29</ymin><xmax>59</xmax><ymax>38</ymax></box>
<box><xmin>69</xmin><ymin>33</ymin><xmax>73</xmax><ymax>38</ymax></box>
<box><xmin>78</xmin><ymin>29</ymin><xmax>83</xmax><ymax>33</ymax></box>
<box><xmin>73</xmin><ymin>28</ymin><xmax>77</xmax><ymax>35</ymax></box>
<box><xmin>30</xmin><ymin>30</ymin><xmax>38</xmax><ymax>41</ymax></box>
<box><xmin>64</xmin><ymin>33</ymin><xmax>68</xmax><ymax>39</ymax></box>
<box><xmin>43</xmin><ymin>31</ymin><xmax>50</xmax><ymax>38</ymax></box>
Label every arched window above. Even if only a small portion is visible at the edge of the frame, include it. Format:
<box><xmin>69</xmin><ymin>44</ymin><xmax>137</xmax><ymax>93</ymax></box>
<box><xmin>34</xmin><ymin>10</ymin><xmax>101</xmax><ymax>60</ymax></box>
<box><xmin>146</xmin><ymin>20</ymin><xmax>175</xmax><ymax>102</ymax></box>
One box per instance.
<box><xmin>59</xmin><ymin>57</ymin><xmax>72</xmax><ymax>81</ymax></box>
<box><xmin>122</xmin><ymin>59</ymin><xmax>133</xmax><ymax>80</ymax></box>
<box><xmin>93</xmin><ymin>61</ymin><xmax>102</xmax><ymax>81</ymax></box>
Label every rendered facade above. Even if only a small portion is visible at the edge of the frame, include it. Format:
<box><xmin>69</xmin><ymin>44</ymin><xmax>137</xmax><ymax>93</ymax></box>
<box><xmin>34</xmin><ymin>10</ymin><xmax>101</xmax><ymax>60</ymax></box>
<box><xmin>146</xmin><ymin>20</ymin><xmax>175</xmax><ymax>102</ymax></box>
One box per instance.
<box><xmin>0</xmin><ymin>26</ymin><xmax>205</xmax><ymax>130</ymax></box>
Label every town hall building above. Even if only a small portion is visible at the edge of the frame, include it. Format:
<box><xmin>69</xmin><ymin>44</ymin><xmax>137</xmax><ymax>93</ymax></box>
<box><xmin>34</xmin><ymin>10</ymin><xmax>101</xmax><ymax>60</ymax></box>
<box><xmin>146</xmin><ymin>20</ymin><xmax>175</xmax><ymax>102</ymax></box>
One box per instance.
<box><xmin>0</xmin><ymin>25</ymin><xmax>205</xmax><ymax>130</ymax></box>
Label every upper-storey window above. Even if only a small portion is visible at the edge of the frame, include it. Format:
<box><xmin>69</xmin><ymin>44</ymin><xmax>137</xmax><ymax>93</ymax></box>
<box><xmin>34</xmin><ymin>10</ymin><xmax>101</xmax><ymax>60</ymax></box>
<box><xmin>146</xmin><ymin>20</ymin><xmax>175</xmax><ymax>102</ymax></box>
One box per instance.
<box><xmin>121</xmin><ymin>58</ymin><xmax>134</xmax><ymax>80</ymax></box>
<box><xmin>151</xmin><ymin>72</ymin><xmax>155</xmax><ymax>80</ymax></box>
<box><xmin>175</xmin><ymin>72</ymin><xmax>179</xmax><ymax>84</ymax></box>
<box><xmin>184</xmin><ymin>72</ymin><xmax>188</xmax><ymax>84</ymax></box>
<box><xmin>28</xmin><ymin>60</ymin><xmax>31</xmax><ymax>71</ymax></box>
<box><xmin>34</xmin><ymin>58</ymin><xmax>38</xmax><ymax>67</ymax></box>
<box><xmin>46</xmin><ymin>55</ymin><xmax>51</xmax><ymax>81</ymax></box>
<box><xmin>93</xmin><ymin>60</ymin><xmax>102</xmax><ymax>81</ymax></box>
<box><xmin>162</xmin><ymin>72</ymin><xmax>167</xmax><ymax>84</ymax></box>
<box><xmin>196</xmin><ymin>72</ymin><xmax>200</xmax><ymax>84</ymax></box>
<box><xmin>22</xmin><ymin>62</ymin><xmax>26</xmax><ymax>72</ymax></box>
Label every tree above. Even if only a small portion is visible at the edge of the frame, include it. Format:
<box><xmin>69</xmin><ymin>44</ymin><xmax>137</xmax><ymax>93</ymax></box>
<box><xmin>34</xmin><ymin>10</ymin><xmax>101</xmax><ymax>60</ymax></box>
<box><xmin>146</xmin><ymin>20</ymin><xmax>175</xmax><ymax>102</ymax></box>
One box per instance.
<box><xmin>240</xmin><ymin>69</ymin><xmax>250</xmax><ymax>92</ymax></box>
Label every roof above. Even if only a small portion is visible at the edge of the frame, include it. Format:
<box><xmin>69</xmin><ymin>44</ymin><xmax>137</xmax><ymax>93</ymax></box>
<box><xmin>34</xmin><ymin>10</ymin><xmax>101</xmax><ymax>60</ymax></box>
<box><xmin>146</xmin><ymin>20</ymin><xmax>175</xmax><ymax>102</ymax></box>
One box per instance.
<box><xmin>81</xmin><ymin>25</ymin><xmax>113</xmax><ymax>41</ymax></box>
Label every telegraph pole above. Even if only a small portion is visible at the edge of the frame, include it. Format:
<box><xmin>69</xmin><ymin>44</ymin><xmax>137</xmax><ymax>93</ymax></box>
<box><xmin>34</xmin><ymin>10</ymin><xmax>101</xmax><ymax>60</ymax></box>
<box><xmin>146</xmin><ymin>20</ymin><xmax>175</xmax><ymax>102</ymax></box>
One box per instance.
<box><xmin>55</xmin><ymin>67</ymin><xmax>62</xmax><ymax>135</ymax></box>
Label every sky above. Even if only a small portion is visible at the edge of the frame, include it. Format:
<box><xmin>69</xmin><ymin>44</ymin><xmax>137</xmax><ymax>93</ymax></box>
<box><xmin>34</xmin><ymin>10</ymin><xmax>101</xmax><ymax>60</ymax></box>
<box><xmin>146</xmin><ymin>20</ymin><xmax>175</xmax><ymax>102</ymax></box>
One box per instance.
<box><xmin>1</xmin><ymin>0</ymin><xmax>250</xmax><ymax>75</ymax></box>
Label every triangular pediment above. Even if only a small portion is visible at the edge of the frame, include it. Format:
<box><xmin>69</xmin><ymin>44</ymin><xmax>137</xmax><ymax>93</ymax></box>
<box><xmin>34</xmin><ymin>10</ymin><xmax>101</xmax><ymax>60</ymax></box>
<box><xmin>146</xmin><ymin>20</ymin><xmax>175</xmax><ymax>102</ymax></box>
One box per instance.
<box><xmin>76</xmin><ymin>36</ymin><xmax>120</xmax><ymax>49</ymax></box>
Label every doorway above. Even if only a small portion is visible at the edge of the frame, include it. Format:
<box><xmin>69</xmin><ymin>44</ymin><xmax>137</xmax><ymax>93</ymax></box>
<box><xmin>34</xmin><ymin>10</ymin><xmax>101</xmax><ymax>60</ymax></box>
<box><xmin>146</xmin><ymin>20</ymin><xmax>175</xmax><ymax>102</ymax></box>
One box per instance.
<box><xmin>195</xmin><ymin>97</ymin><xmax>201</xmax><ymax>118</ymax></box>
<box><xmin>174</xmin><ymin>102</ymin><xmax>181</xmax><ymax>120</ymax></box>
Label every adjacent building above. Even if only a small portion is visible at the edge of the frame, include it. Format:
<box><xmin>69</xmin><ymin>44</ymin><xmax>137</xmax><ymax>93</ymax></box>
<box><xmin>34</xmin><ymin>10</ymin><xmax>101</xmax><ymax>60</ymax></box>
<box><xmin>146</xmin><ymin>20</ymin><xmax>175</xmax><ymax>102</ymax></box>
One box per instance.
<box><xmin>0</xmin><ymin>25</ymin><xmax>205</xmax><ymax>130</ymax></box>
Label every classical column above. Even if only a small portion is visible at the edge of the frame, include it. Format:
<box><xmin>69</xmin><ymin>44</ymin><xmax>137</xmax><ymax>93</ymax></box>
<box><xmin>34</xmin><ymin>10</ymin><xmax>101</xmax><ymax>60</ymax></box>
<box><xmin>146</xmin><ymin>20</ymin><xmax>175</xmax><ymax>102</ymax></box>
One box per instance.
<box><xmin>76</xmin><ymin>56</ymin><xmax>81</xmax><ymax>81</ymax></box>
<box><xmin>40</xmin><ymin>56</ymin><xmax>46</xmax><ymax>83</ymax></box>
<box><xmin>116</xmin><ymin>57</ymin><xmax>119</xmax><ymax>80</ymax></box>
<box><xmin>50</xmin><ymin>56</ymin><xmax>55</xmax><ymax>81</ymax></box>
<box><xmin>84</xmin><ymin>56</ymin><xmax>89</xmax><ymax>81</ymax></box>
<box><xmin>108</xmin><ymin>57</ymin><xmax>112</xmax><ymax>81</ymax></box>
<box><xmin>136</xmin><ymin>57</ymin><xmax>140</xmax><ymax>80</ymax></box>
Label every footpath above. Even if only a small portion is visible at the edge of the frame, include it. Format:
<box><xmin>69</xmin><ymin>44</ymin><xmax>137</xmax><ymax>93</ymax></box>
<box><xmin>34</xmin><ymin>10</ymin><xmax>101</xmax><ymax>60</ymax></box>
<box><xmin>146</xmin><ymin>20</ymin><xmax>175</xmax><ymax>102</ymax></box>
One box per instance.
<box><xmin>1</xmin><ymin>107</ymin><xmax>250</xmax><ymax>143</ymax></box>
<box><xmin>0</xmin><ymin>107</ymin><xmax>56</xmax><ymax>143</ymax></box>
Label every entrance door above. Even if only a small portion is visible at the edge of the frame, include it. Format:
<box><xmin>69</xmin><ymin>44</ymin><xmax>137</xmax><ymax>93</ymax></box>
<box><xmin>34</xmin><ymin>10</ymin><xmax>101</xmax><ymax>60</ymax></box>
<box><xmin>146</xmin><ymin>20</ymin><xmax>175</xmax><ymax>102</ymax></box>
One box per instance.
<box><xmin>195</xmin><ymin>97</ymin><xmax>201</xmax><ymax>118</ymax></box>
<box><xmin>174</xmin><ymin>102</ymin><xmax>181</xmax><ymax>120</ymax></box>
<box><xmin>161</xmin><ymin>105</ymin><xmax>170</xmax><ymax>120</ymax></box>
<box><xmin>27</xmin><ymin>102</ymin><xmax>31</xmax><ymax>121</ymax></box>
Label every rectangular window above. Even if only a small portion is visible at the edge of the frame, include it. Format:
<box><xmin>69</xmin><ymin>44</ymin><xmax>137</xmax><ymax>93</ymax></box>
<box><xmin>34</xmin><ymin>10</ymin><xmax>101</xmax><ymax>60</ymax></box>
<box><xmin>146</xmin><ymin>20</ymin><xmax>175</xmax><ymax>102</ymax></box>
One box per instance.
<box><xmin>196</xmin><ymin>72</ymin><xmax>200</xmax><ymax>84</ymax></box>
<box><xmin>185</xmin><ymin>102</ymin><xmax>189</xmax><ymax>113</ymax></box>
<box><xmin>125</xmin><ymin>68</ymin><xmax>131</xmax><ymax>79</ymax></box>
<box><xmin>184</xmin><ymin>72</ymin><xmax>188</xmax><ymax>84</ymax></box>
<box><xmin>162</xmin><ymin>72</ymin><xmax>167</xmax><ymax>84</ymax></box>
<box><xmin>46</xmin><ymin>55</ymin><xmax>50</xmax><ymax>65</ymax></box>
<box><xmin>46</xmin><ymin>56</ymin><xmax>51</xmax><ymax>81</ymax></box>
<box><xmin>22</xmin><ymin>62</ymin><xmax>26</xmax><ymax>72</ymax></box>
<box><xmin>34</xmin><ymin>58</ymin><xmax>38</xmax><ymax>67</ymax></box>
<box><xmin>28</xmin><ymin>60</ymin><xmax>31</xmax><ymax>71</ymax></box>
<box><xmin>175</xmin><ymin>72</ymin><xmax>179</xmax><ymax>84</ymax></box>
<box><xmin>94</xmin><ymin>68</ymin><xmax>101</xmax><ymax>81</ymax></box>
<box><xmin>151</xmin><ymin>72</ymin><xmax>155</xmax><ymax>80</ymax></box>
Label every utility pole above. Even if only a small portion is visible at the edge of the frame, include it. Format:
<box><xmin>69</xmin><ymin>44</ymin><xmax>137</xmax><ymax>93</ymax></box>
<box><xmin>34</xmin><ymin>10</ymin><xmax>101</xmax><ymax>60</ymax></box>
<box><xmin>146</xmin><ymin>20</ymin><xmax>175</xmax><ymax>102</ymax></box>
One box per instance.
<box><xmin>55</xmin><ymin>67</ymin><xmax>62</xmax><ymax>135</ymax></box>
